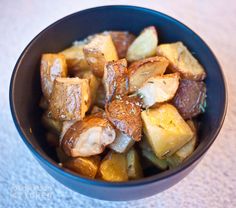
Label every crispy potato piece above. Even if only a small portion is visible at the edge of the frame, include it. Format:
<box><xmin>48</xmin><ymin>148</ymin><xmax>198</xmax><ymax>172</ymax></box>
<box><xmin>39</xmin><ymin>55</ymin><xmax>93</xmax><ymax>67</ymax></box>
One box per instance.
<box><xmin>141</xmin><ymin>104</ymin><xmax>194</xmax><ymax>159</ymax></box>
<box><xmin>98</xmin><ymin>151</ymin><xmax>128</xmax><ymax>182</ymax></box>
<box><xmin>138</xmin><ymin>73</ymin><xmax>180</xmax><ymax>108</ymax></box>
<box><xmin>157</xmin><ymin>42</ymin><xmax>206</xmax><ymax>80</ymax></box>
<box><xmin>127</xmin><ymin>148</ymin><xmax>143</xmax><ymax>179</ymax></box>
<box><xmin>126</xmin><ymin>26</ymin><xmax>158</xmax><ymax>62</ymax></box>
<box><xmin>109</xmin><ymin>131</ymin><xmax>135</xmax><ymax>153</ymax></box>
<box><xmin>128</xmin><ymin>56</ymin><xmax>169</xmax><ymax>93</ymax></box>
<box><xmin>59</xmin><ymin>44</ymin><xmax>89</xmax><ymax>73</ymax></box>
<box><xmin>60</xmin><ymin>120</ymin><xmax>76</xmax><ymax>140</ymax></box>
<box><xmin>61</xmin><ymin>114</ymin><xmax>116</xmax><ymax>157</ymax></box>
<box><xmin>103</xmin><ymin>59</ymin><xmax>129</xmax><ymax>102</ymax></box>
<box><xmin>83</xmin><ymin>34</ymin><xmax>118</xmax><ymax>77</ymax></box>
<box><xmin>63</xmin><ymin>156</ymin><xmax>100</xmax><ymax>179</ymax></box>
<box><xmin>105</xmin><ymin>97</ymin><xmax>142</xmax><ymax>141</ymax></box>
<box><xmin>42</xmin><ymin>112</ymin><xmax>62</xmax><ymax>135</ymax></box>
<box><xmin>172</xmin><ymin>79</ymin><xmax>207</xmax><ymax>119</ymax></box>
<box><xmin>94</xmin><ymin>83</ymin><xmax>106</xmax><ymax>108</ymax></box>
<box><xmin>40</xmin><ymin>54</ymin><xmax>67</xmax><ymax>100</ymax></box>
<box><xmin>49</xmin><ymin>77</ymin><xmax>90</xmax><ymax>121</ymax></box>
<box><xmin>39</xmin><ymin>97</ymin><xmax>49</xmax><ymax>110</ymax></box>
<box><xmin>107</xmin><ymin>31</ymin><xmax>136</xmax><ymax>58</ymax></box>
<box><xmin>56</xmin><ymin>147</ymin><xmax>69</xmax><ymax>163</ymax></box>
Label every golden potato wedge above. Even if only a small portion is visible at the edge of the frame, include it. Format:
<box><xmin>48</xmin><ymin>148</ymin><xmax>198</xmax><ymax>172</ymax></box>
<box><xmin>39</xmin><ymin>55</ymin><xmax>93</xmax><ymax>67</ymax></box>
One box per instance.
<box><xmin>59</xmin><ymin>44</ymin><xmax>89</xmax><ymax>73</ymax></box>
<box><xmin>105</xmin><ymin>96</ymin><xmax>142</xmax><ymax>141</ymax></box>
<box><xmin>141</xmin><ymin>104</ymin><xmax>194</xmax><ymax>159</ymax></box>
<box><xmin>63</xmin><ymin>155</ymin><xmax>100</xmax><ymax>179</ymax></box>
<box><xmin>127</xmin><ymin>148</ymin><xmax>143</xmax><ymax>179</ymax></box>
<box><xmin>106</xmin><ymin>31</ymin><xmax>136</xmax><ymax>58</ymax></box>
<box><xmin>40</xmin><ymin>54</ymin><xmax>67</xmax><ymax>100</ymax></box>
<box><xmin>42</xmin><ymin>112</ymin><xmax>62</xmax><ymax>135</ymax></box>
<box><xmin>83</xmin><ymin>34</ymin><xmax>118</xmax><ymax>77</ymax></box>
<box><xmin>138</xmin><ymin>73</ymin><xmax>180</xmax><ymax>108</ymax></box>
<box><xmin>94</xmin><ymin>83</ymin><xmax>106</xmax><ymax>108</ymax></box>
<box><xmin>126</xmin><ymin>26</ymin><xmax>158</xmax><ymax>62</ymax></box>
<box><xmin>109</xmin><ymin>131</ymin><xmax>135</xmax><ymax>153</ymax></box>
<box><xmin>128</xmin><ymin>56</ymin><xmax>169</xmax><ymax>93</ymax></box>
<box><xmin>157</xmin><ymin>42</ymin><xmax>206</xmax><ymax>80</ymax></box>
<box><xmin>98</xmin><ymin>151</ymin><xmax>128</xmax><ymax>182</ymax></box>
<box><xmin>61</xmin><ymin>114</ymin><xmax>116</xmax><ymax>157</ymax></box>
<box><xmin>39</xmin><ymin>97</ymin><xmax>49</xmax><ymax>110</ymax></box>
<box><xmin>49</xmin><ymin>77</ymin><xmax>90</xmax><ymax>121</ymax></box>
<box><xmin>103</xmin><ymin>59</ymin><xmax>129</xmax><ymax>102</ymax></box>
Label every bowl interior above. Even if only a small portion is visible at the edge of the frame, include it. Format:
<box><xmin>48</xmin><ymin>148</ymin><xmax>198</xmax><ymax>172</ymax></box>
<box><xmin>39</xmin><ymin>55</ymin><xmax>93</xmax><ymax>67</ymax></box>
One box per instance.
<box><xmin>10</xmin><ymin>6</ymin><xmax>226</xmax><ymax>183</ymax></box>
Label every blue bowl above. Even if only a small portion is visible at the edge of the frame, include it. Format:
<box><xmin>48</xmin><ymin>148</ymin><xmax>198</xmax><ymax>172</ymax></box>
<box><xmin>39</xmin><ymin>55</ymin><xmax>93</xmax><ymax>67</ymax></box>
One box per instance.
<box><xmin>9</xmin><ymin>5</ymin><xmax>227</xmax><ymax>201</ymax></box>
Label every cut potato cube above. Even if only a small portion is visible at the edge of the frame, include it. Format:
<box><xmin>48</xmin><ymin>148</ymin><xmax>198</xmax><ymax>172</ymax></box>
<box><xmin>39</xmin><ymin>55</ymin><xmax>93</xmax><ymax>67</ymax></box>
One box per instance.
<box><xmin>141</xmin><ymin>104</ymin><xmax>194</xmax><ymax>159</ymax></box>
<box><xmin>103</xmin><ymin>59</ymin><xmax>128</xmax><ymax>102</ymax></box>
<box><xmin>126</xmin><ymin>26</ymin><xmax>158</xmax><ymax>62</ymax></box>
<box><xmin>60</xmin><ymin>120</ymin><xmax>76</xmax><ymax>140</ymax></box>
<box><xmin>40</xmin><ymin>54</ymin><xmax>67</xmax><ymax>100</ymax></box>
<box><xmin>107</xmin><ymin>31</ymin><xmax>136</xmax><ymax>58</ymax></box>
<box><xmin>61</xmin><ymin>114</ymin><xmax>116</xmax><ymax>157</ymax></box>
<box><xmin>42</xmin><ymin>112</ymin><xmax>62</xmax><ymax>135</ymax></box>
<box><xmin>59</xmin><ymin>44</ymin><xmax>89</xmax><ymax>73</ymax></box>
<box><xmin>49</xmin><ymin>77</ymin><xmax>90</xmax><ymax>121</ymax></box>
<box><xmin>98</xmin><ymin>151</ymin><xmax>128</xmax><ymax>182</ymax></box>
<box><xmin>127</xmin><ymin>148</ymin><xmax>143</xmax><ymax>179</ymax></box>
<box><xmin>83</xmin><ymin>34</ymin><xmax>118</xmax><ymax>77</ymax></box>
<box><xmin>128</xmin><ymin>56</ymin><xmax>169</xmax><ymax>93</ymax></box>
<box><xmin>109</xmin><ymin>131</ymin><xmax>135</xmax><ymax>153</ymax></box>
<box><xmin>138</xmin><ymin>73</ymin><xmax>180</xmax><ymax>108</ymax></box>
<box><xmin>157</xmin><ymin>42</ymin><xmax>206</xmax><ymax>80</ymax></box>
<box><xmin>63</xmin><ymin>156</ymin><xmax>100</xmax><ymax>179</ymax></box>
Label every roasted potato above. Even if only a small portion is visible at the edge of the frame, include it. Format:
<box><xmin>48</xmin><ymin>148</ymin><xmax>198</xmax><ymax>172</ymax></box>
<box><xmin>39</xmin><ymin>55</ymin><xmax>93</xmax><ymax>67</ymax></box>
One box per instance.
<box><xmin>42</xmin><ymin>112</ymin><xmax>62</xmax><ymax>135</ymax></box>
<box><xmin>83</xmin><ymin>34</ymin><xmax>118</xmax><ymax>77</ymax></box>
<box><xmin>63</xmin><ymin>156</ymin><xmax>100</xmax><ymax>179</ymax></box>
<box><xmin>61</xmin><ymin>114</ymin><xmax>116</xmax><ymax>157</ymax></box>
<box><xmin>126</xmin><ymin>26</ymin><xmax>158</xmax><ymax>62</ymax></box>
<box><xmin>40</xmin><ymin>54</ymin><xmax>67</xmax><ymax>100</ymax></box>
<box><xmin>172</xmin><ymin>79</ymin><xmax>207</xmax><ymax>119</ymax></box>
<box><xmin>49</xmin><ymin>77</ymin><xmax>90</xmax><ymax>121</ymax></box>
<box><xmin>128</xmin><ymin>56</ymin><xmax>169</xmax><ymax>93</ymax></box>
<box><xmin>138</xmin><ymin>73</ymin><xmax>180</xmax><ymax>108</ymax></box>
<box><xmin>103</xmin><ymin>59</ymin><xmax>129</xmax><ymax>102</ymax></box>
<box><xmin>59</xmin><ymin>44</ymin><xmax>89</xmax><ymax>73</ymax></box>
<box><xmin>109</xmin><ymin>131</ymin><xmax>135</xmax><ymax>153</ymax></box>
<box><xmin>60</xmin><ymin>120</ymin><xmax>76</xmax><ymax>140</ymax></box>
<box><xmin>105</xmin><ymin>96</ymin><xmax>142</xmax><ymax>141</ymax></box>
<box><xmin>157</xmin><ymin>42</ymin><xmax>206</xmax><ymax>80</ymax></box>
<box><xmin>98</xmin><ymin>151</ymin><xmax>128</xmax><ymax>182</ymax></box>
<box><xmin>141</xmin><ymin>104</ymin><xmax>194</xmax><ymax>159</ymax></box>
<box><xmin>107</xmin><ymin>31</ymin><xmax>136</xmax><ymax>58</ymax></box>
<box><xmin>127</xmin><ymin>148</ymin><xmax>143</xmax><ymax>179</ymax></box>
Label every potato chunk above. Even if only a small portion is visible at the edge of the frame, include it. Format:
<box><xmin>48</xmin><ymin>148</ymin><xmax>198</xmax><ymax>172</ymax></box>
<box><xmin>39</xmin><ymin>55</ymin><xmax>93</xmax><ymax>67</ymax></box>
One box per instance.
<box><xmin>141</xmin><ymin>104</ymin><xmax>194</xmax><ymax>159</ymax></box>
<box><xmin>109</xmin><ymin>131</ymin><xmax>135</xmax><ymax>153</ymax></box>
<box><xmin>103</xmin><ymin>59</ymin><xmax>128</xmax><ymax>102</ymax></box>
<box><xmin>63</xmin><ymin>156</ymin><xmax>100</xmax><ymax>179</ymax></box>
<box><xmin>105</xmin><ymin>97</ymin><xmax>142</xmax><ymax>141</ymax></box>
<box><xmin>138</xmin><ymin>73</ymin><xmax>180</xmax><ymax>108</ymax></box>
<box><xmin>98</xmin><ymin>151</ymin><xmax>128</xmax><ymax>182</ymax></box>
<box><xmin>83</xmin><ymin>34</ymin><xmax>118</xmax><ymax>77</ymax></box>
<box><xmin>40</xmin><ymin>54</ymin><xmax>67</xmax><ymax>100</ymax></box>
<box><xmin>49</xmin><ymin>77</ymin><xmax>90</xmax><ymax>121</ymax></box>
<box><xmin>126</xmin><ymin>26</ymin><xmax>158</xmax><ymax>62</ymax></box>
<box><xmin>107</xmin><ymin>31</ymin><xmax>136</xmax><ymax>58</ymax></box>
<box><xmin>128</xmin><ymin>56</ymin><xmax>169</xmax><ymax>93</ymax></box>
<box><xmin>172</xmin><ymin>79</ymin><xmax>207</xmax><ymax>119</ymax></box>
<box><xmin>61</xmin><ymin>114</ymin><xmax>116</xmax><ymax>157</ymax></box>
<box><xmin>157</xmin><ymin>42</ymin><xmax>206</xmax><ymax>80</ymax></box>
<box><xmin>127</xmin><ymin>148</ymin><xmax>143</xmax><ymax>179</ymax></box>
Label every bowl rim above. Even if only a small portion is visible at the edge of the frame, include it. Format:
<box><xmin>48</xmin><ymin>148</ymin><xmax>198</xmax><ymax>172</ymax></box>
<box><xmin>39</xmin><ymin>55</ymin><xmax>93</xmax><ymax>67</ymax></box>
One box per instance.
<box><xmin>9</xmin><ymin>5</ymin><xmax>228</xmax><ymax>188</ymax></box>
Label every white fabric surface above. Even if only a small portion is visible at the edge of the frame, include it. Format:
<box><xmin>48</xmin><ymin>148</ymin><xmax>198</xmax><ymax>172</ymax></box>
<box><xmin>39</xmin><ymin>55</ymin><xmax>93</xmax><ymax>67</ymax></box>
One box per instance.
<box><xmin>0</xmin><ymin>0</ymin><xmax>236</xmax><ymax>207</ymax></box>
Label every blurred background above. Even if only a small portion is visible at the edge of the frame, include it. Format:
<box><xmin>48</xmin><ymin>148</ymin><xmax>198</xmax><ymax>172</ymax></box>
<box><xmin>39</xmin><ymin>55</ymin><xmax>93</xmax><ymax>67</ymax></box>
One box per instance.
<box><xmin>0</xmin><ymin>0</ymin><xmax>235</xmax><ymax>207</ymax></box>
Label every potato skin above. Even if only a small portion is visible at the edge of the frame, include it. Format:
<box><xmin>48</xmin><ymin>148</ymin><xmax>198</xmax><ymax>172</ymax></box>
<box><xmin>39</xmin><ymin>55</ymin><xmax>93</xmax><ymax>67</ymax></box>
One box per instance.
<box><xmin>105</xmin><ymin>96</ymin><xmax>142</xmax><ymax>141</ymax></box>
<box><xmin>127</xmin><ymin>148</ymin><xmax>143</xmax><ymax>179</ymax></box>
<box><xmin>108</xmin><ymin>31</ymin><xmax>136</xmax><ymax>58</ymax></box>
<box><xmin>103</xmin><ymin>59</ymin><xmax>129</xmax><ymax>102</ymax></box>
<box><xmin>40</xmin><ymin>54</ymin><xmax>67</xmax><ymax>100</ymax></box>
<box><xmin>172</xmin><ymin>79</ymin><xmax>207</xmax><ymax>119</ymax></box>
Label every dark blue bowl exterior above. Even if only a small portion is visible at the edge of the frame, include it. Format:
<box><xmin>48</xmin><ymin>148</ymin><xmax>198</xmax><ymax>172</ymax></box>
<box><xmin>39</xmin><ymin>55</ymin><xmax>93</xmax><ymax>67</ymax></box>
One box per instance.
<box><xmin>10</xmin><ymin>6</ymin><xmax>227</xmax><ymax>201</ymax></box>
